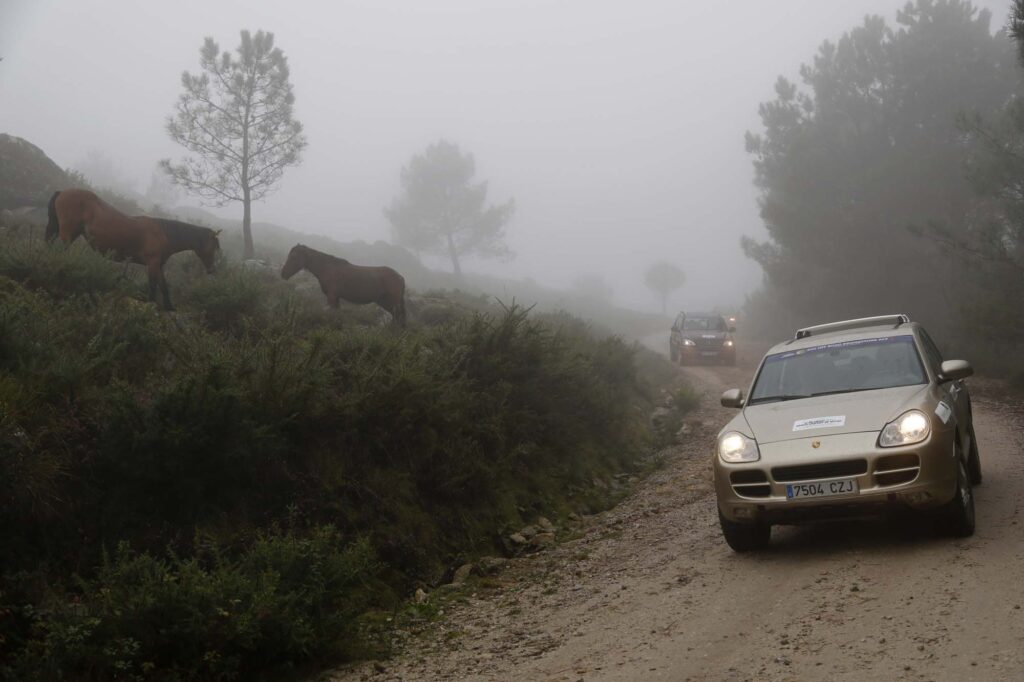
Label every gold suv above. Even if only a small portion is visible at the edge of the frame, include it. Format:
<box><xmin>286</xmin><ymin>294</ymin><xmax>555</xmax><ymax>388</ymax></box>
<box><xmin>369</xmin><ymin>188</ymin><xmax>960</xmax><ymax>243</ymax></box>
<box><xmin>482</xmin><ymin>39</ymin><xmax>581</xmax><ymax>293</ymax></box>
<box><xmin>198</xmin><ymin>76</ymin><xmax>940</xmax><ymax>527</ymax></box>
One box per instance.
<box><xmin>715</xmin><ymin>315</ymin><xmax>980</xmax><ymax>551</ymax></box>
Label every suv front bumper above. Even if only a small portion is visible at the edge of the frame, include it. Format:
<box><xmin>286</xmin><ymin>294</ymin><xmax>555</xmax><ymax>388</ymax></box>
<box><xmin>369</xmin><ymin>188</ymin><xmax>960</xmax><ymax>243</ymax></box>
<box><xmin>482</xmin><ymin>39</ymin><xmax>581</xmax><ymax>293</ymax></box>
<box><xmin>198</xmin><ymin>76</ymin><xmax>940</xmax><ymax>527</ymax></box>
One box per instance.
<box><xmin>714</xmin><ymin>431</ymin><xmax>958</xmax><ymax>524</ymax></box>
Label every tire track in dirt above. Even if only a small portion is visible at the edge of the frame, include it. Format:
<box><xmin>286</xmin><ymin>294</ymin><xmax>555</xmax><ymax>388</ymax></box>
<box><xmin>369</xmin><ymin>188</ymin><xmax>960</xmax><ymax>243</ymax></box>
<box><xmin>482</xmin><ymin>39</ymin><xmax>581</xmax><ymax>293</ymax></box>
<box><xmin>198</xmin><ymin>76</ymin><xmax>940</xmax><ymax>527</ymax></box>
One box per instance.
<box><xmin>328</xmin><ymin>349</ymin><xmax>1024</xmax><ymax>682</ymax></box>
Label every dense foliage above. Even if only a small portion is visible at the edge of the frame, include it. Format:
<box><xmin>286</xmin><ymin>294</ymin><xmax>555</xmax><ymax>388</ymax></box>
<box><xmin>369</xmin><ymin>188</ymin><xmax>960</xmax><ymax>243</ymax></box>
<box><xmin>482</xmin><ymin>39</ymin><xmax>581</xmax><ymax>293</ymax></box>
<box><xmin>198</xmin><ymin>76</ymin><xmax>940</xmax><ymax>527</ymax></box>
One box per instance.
<box><xmin>743</xmin><ymin>0</ymin><xmax>1024</xmax><ymax>376</ymax></box>
<box><xmin>0</xmin><ymin>230</ymin><xmax>661</xmax><ymax>679</ymax></box>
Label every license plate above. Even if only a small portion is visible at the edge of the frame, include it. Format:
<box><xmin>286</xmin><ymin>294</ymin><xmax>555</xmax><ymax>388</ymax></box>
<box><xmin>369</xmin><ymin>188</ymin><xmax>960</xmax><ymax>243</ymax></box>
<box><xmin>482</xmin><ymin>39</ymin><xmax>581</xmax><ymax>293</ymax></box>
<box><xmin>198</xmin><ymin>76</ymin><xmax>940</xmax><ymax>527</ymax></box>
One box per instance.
<box><xmin>700</xmin><ymin>351</ymin><xmax>718</xmax><ymax>356</ymax></box>
<box><xmin>786</xmin><ymin>478</ymin><xmax>859</xmax><ymax>500</ymax></box>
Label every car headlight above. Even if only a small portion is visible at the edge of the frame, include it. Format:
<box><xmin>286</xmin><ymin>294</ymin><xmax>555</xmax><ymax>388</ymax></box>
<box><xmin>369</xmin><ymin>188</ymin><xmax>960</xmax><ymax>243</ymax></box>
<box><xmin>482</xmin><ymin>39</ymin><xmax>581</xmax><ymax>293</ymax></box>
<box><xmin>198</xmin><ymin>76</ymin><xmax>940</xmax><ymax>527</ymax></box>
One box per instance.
<box><xmin>718</xmin><ymin>432</ymin><xmax>760</xmax><ymax>463</ymax></box>
<box><xmin>724</xmin><ymin>339</ymin><xmax>734</xmax><ymax>347</ymax></box>
<box><xmin>878</xmin><ymin>410</ymin><xmax>930</xmax><ymax>447</ymax></box>
<box><xmin>683</xmin><ymin>339</ymin><xmax>696</xmax><ymax>347</ymax></box>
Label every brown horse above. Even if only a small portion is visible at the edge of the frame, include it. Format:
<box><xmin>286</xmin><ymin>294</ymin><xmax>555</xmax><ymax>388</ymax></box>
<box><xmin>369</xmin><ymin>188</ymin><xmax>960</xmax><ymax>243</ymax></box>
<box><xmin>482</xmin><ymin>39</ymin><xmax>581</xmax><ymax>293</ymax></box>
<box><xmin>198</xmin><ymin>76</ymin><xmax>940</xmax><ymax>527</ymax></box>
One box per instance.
<box><xmin>46</xmin><ymin>189</ymin><xmax>220</xmax><ymax>310</ymax></box>
<box><xmin>281</xmin><ymin>244</ymin><xmax>406</xmax><ymax>325</ymax></box>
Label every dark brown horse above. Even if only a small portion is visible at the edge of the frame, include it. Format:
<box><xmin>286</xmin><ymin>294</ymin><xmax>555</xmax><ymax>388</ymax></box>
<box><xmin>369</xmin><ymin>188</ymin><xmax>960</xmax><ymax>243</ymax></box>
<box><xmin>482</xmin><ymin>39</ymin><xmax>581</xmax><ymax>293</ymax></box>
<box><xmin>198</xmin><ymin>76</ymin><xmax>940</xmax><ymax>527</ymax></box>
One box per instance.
<box><xmin>46</xmin><ymin>189</ymin><xmax>220</xmax><ymax>310</ymax></box>
<box><xmin>281</xmin><ymin>244</ymin><xmax>406</xmax><ymax>325</ymax></box>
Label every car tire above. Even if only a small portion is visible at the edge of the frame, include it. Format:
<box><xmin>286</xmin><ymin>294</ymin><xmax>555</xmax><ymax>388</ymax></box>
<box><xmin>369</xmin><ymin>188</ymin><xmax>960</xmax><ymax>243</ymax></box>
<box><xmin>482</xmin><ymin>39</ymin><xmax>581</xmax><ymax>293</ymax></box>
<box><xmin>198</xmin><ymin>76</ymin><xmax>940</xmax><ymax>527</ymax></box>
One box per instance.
<box><xmin>940</xmin><ymin>456</ymin><xmax>975</xmax><ymax>538</ymax></box>
<box><xmin>718</xmin><ymin>509</ymin><xmax>771</xmax><ymax>552</ymax></box>
<box><xmin>967</xmin><ymin>423</ymin><xmax>982</xmax><ymax>486</ymax></box>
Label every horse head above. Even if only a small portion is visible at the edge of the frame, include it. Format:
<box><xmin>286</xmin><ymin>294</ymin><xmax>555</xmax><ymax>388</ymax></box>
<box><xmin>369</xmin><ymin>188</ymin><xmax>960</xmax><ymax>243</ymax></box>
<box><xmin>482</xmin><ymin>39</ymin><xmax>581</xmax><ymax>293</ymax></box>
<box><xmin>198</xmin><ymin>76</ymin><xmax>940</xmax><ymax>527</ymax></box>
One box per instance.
<box><xmin>198</xmin><ymin>229</ymin><xmax>222</xmax><ymax>274</ymax></box>
<box><xmin>281</xmin><ymin>244</ymin><xmax>306</xmax><ymax>280</ymax></box>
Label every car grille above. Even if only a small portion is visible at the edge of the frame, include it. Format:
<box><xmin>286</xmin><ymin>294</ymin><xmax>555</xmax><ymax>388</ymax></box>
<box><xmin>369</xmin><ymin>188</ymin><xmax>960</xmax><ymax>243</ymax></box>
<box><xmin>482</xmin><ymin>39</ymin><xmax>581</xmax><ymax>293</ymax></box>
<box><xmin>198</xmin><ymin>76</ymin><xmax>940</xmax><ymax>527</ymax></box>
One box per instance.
<box><xmin>874</xmin><ymin>453</ymin><xmax>920</xmax><ymax>487</ymax></box>
<box><xmin>771</xmin><ymin>459</ymin><xmax>868</xmax><ymax>482</ymax></box>
<box><xmin>697</xmin><ymin>337</ymin><xmax>720</xmax><ymax>349</ymax></box>
<box><xmin>730</xmin><ymin>469</ymin><xmax>770</xmax><ymax>498</ymax></box>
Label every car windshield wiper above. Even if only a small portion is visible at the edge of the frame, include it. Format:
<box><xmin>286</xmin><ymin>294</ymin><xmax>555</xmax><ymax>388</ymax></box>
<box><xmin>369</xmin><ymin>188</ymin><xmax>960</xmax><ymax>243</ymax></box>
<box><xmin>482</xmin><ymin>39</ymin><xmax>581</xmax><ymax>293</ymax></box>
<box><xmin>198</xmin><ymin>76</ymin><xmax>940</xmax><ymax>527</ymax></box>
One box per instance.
<box><xmin>809</xmin><ymin>388</ymin><xmax>876</xmax><ymax>397</ymax></box>
<box><xmin>748</xmin><ymin>394</ymin><xmax>811</xmax><ymax>405</ymax></box>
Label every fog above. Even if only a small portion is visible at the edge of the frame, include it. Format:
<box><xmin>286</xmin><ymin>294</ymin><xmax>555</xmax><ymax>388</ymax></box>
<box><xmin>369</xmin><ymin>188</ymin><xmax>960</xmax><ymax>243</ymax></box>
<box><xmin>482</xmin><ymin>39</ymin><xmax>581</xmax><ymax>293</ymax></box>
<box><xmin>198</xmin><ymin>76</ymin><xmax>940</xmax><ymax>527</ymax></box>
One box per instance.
<box><xmin>0</xmin><ymin>0</ymin><xmax>1013</xmax><ymax>313</ymax></box>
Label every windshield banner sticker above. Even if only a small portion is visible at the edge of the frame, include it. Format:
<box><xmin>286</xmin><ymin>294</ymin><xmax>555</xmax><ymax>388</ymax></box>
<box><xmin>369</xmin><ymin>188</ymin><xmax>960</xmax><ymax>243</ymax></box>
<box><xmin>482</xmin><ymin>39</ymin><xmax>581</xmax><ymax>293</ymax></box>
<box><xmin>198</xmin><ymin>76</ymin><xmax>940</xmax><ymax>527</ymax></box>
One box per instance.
<box><xmin>793</xmin><ymin>415</ymin><xmax>846</xmax><ymax>432</ymax></box>
<box><xmin>765</xmin><ymin>335</ymin><xmax>914</xmax><ymax>364</ymax></box>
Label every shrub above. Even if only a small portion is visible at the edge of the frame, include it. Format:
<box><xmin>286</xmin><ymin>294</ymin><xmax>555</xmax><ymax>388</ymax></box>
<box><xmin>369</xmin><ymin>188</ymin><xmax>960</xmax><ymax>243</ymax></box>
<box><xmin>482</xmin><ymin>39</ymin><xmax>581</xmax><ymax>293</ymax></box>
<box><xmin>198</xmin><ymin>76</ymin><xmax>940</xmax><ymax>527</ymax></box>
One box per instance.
<box><xmin>0</xmin><ymin>235</ymin><xmax>665</xmax><ymax>677</ymax></box>
<box><xmin>0</xmin><ymin>235</ymin><xmax>134</xmax><ymax>300</ymax></box>
<box><xmin>10</xmin><ymin>528</ymin><xmax>379</xmax><ymax>681</ymax></box>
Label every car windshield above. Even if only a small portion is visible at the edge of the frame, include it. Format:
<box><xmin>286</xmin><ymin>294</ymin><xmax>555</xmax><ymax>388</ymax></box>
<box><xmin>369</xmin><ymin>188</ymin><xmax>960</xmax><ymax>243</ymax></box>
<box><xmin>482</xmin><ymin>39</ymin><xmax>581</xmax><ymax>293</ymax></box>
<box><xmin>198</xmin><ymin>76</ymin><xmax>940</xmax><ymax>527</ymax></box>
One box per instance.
<box><xmin>749</xmin><ymin>335</ymin><xmax>926</xmax><ymax>404</ymax></box>
<box><xmin>683</xmin><ymin>317</ymin><xmax>725</xmax><ymax>331</ymax></box>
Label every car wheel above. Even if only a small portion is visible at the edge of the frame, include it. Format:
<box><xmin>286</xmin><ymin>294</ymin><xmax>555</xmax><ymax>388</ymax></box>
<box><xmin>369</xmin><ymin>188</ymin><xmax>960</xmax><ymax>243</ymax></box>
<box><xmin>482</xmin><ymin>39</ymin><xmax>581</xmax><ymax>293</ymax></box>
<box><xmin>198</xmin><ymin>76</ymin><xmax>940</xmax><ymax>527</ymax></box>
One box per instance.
<box><xmin>718</xmin><ymin>509</ymin><xmax>771</xmax><ymax>552</ymax></box>
<box><xmin>967</xmin><ymin>423</ymin><xmax>982</xmax><ymax>486</ymax></box>
<box><xmin>940</xmin><ymin>456</ymin><xmax>975</xmax><ymax>538</ymax></box>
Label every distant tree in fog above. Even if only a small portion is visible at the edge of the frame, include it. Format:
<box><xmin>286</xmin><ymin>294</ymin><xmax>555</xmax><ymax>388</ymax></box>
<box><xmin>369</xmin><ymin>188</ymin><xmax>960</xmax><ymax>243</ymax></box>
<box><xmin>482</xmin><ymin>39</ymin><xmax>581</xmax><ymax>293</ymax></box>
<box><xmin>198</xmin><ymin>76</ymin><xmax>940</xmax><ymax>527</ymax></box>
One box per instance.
<box><xmin>571</xmin><ymin>273</ymin><xmax>614</xmax><ymax>305</ymax></box>
<box><xmin>644</xmin><ymin>262</ymin><xmax>685</xmax><ymax>315</ymax></box>
<box><xmin>161</xmin><ymin>30</ymin><xmax>306</xmax><ymax>259</ymax></box>
<box><xmin>385</xmin><ymin>139</ymin><xmax>515</xmax><ymax>277</ymax></box>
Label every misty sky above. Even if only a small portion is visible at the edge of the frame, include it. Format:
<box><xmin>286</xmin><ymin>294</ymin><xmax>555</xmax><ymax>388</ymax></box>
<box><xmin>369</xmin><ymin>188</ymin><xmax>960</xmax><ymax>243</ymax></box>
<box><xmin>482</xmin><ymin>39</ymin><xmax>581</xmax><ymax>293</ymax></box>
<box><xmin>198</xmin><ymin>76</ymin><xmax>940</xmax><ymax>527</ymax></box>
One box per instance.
<box><xmin>0</xmin><ymin>0</ymin><xmax>1014</xmax><ymax>313</ymax></box>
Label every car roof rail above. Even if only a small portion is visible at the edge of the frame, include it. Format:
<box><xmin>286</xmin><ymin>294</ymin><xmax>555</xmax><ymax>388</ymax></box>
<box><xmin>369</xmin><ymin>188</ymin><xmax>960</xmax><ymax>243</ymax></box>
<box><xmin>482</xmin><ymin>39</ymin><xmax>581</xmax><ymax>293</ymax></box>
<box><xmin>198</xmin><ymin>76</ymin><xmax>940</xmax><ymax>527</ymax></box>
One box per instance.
<box><xmin>794</xmin><ymin>314</ymin><xmax>911</xmax><ymax>340</ymax></box>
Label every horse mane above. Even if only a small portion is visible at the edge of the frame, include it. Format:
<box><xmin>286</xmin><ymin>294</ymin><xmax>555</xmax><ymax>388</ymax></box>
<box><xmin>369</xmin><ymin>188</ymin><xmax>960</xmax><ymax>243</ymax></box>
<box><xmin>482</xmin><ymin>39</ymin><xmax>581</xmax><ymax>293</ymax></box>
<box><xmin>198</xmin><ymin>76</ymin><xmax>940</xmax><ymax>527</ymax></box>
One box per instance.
<box><xmin>297</xmin><ymin>244</ymin><xmax>350</xmax><ymax>266</ymax></box>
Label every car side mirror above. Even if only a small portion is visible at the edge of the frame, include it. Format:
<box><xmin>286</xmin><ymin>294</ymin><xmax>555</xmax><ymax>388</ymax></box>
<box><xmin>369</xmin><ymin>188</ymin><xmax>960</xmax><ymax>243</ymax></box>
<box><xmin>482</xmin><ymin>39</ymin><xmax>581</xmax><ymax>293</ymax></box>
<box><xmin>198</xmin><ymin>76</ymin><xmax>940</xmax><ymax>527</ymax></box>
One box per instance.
<box><xmin>938</xmin><ymin>359</ymin><xmax>972</xmax><ymax>383</ymax></box>
<box><xmin>721</xmin><ymin>388</ymin><xmax>745</xmax><ymax>408</ymax></box>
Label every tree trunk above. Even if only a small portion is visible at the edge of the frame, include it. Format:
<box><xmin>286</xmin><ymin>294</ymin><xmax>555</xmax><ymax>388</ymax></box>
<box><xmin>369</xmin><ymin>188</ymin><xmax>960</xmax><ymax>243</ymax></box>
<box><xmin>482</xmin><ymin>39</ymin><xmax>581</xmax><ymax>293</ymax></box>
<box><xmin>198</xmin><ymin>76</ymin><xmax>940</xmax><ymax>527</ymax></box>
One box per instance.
<box><xmin>446</xmin><ymin>232</ymin><xmax>462</xmax><ymax>278</ymax></box>
<box><xmin>242</xmin><ymin>185</ymin><xmax>254</xmax><ymax>259</ymax></box>
<box><xmin>241</xmin><ymin>96</ymin><xmax>254</xmax><ymax>259</ymax></box>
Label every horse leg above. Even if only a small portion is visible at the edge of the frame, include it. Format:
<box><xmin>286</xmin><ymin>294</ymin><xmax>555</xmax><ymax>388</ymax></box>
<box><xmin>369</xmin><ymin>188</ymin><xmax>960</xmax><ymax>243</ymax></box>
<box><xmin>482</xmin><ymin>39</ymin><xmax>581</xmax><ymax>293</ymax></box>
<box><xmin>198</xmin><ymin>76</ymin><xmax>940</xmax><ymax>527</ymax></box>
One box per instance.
<box><xmin>147</xmin><ymin>263</ymin><xmax>174</xmax><ymax>311</ymax></box>
<box><xmin>396</xmin><ymin>293</ymin><xmax>407</xmax><ymax>327</ymax></box>
<box><xmin>159</xmin><ymin>271</ymin><xmax>174</xmax><ymax>311</ymax></box>
<box><xmin>391</xmin><ymin>278</ymin><xmax>407</xmax><ymax>327</ymax></box>
<box><xmin>147</xmin><ymin>267</ymin><xmax>160</xmax><ymax>305</ymax></box>
<box><xmin>381</xmin><ymin>297</ymin><xmax>401</xmax><ymax>327</ymax></box>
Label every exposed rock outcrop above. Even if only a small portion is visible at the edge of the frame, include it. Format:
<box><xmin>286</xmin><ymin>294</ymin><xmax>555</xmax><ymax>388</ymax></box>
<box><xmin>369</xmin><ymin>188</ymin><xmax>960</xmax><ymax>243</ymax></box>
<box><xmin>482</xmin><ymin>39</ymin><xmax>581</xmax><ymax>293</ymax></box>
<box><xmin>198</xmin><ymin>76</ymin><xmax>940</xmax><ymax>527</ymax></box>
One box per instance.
<box><xmin>0</xmin><ymin>133</ymin><xmax>71</xmax><ymax>210</ymax></box>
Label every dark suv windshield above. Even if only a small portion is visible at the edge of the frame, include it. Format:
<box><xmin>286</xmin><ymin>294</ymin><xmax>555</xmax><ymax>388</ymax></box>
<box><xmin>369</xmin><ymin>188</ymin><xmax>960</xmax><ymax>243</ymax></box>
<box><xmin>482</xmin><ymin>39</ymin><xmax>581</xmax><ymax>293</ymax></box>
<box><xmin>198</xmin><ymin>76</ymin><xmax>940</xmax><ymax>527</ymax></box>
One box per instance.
<box><xmin>749</xmin><ymin>336</ymin><xmax>926</xmax><ymax>404</ymax></box>
<box><xmin>683</xmin><ymin>317</ymin><xmax>726</xmax><ymax>331</ymax></box>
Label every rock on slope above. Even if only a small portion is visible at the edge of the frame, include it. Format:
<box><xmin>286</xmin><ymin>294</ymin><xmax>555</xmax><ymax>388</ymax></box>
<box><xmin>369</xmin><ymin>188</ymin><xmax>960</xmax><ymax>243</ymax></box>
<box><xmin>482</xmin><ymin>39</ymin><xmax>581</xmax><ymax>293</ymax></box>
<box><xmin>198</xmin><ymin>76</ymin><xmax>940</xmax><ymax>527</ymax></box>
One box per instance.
<box><xmin>0</xmin><ymin>133</ymin><xmax>72</xmax><ymax>211</ymax></box>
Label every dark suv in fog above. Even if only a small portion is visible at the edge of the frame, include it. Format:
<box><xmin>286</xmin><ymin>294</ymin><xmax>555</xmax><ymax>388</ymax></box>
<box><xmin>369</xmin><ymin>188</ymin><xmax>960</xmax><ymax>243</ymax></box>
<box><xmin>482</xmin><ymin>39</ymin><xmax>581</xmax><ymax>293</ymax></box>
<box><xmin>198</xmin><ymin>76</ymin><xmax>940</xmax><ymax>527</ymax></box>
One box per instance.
<box><xmin>670</xmin><ymin>312</ymin><xmax>736</xmax><ymax>365</ymax></box>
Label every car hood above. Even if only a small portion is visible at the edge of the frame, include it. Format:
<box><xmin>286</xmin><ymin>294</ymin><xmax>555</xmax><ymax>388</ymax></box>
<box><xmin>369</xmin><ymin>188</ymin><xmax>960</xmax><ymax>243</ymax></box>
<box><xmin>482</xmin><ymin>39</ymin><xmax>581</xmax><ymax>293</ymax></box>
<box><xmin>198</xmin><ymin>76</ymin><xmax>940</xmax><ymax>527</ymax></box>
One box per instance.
<box><xmin>680</xmin><ymin>331</ymin><xmax>728</xmax><ymax>340</ymax></box>
<box><xmin>740</xmin><ymin>384</ymin><xmax>929</xmax><ymax>445</ymax></box>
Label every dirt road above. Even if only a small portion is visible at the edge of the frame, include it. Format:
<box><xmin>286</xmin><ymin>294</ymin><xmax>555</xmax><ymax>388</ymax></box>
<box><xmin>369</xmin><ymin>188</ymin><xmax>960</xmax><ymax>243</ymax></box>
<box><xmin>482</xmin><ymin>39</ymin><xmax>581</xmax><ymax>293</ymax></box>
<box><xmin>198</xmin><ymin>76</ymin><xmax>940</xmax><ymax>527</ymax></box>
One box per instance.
<box><xmin>331</xmin><ymin>349</ymin><xmax>1024</xmax><ymax>681</ymax></box>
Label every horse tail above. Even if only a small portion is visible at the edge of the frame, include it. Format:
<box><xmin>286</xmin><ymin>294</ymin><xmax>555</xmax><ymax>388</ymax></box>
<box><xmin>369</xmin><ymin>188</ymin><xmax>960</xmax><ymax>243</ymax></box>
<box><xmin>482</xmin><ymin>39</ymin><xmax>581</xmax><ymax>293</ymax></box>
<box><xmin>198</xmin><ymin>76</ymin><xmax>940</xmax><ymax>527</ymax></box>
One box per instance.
<box><xmin>45</xmin><ymin>191</ymin><xmax>61</xmax><ymax>242</ymax></box>
<box><xmin>395</xmin><ymin>272</ymin><xmax>407</xmax><ymax>327</ymax></box>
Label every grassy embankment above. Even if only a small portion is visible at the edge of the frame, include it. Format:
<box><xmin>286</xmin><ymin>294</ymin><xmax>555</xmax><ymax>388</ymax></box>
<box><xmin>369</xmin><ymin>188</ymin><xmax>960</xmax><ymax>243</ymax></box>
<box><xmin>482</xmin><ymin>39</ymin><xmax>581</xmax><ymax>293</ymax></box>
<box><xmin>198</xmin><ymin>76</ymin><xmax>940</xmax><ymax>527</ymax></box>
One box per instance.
<box><xmin>0</xmin><ymin>225</ymin><xmax>687</xmax><ymax>680</ymax></box>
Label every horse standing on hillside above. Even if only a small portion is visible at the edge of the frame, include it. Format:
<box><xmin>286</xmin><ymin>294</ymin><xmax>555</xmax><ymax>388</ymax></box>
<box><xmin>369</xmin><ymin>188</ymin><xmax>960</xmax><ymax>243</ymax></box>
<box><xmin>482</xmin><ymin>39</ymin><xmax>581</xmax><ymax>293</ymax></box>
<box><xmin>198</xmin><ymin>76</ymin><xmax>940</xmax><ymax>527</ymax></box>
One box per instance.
<box><xmin>280</xmin><ymin>244</ymin><xmax>406</xmax><ymax>326</ymax></box>
<box><xmin>45</xmin><ymin>189</ymin><xmax>220</xmax><ymax>310</ymax></box>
